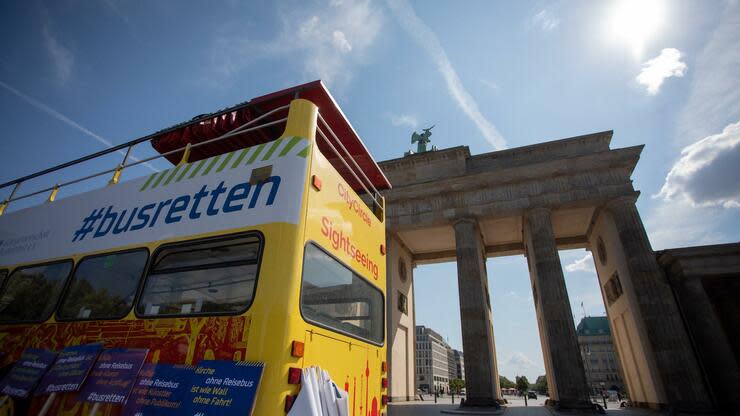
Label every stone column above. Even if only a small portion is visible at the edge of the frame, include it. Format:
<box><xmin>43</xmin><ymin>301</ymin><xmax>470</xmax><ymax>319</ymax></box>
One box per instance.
<box><xmin>453</xmin><ymin>218</ymin><xmax>501</xmax><ymax>407</ymax></box>
<box><xmin>524</xmin><ymin>208</ymin><xmax>591</xmax><ymax>408</ymax></box>
<box><xmin>673</xmin><ymin>274</ymin><xmax>740</xmax><ymax>409</ymax></box>
<box><xmin>605</xmin><ymin>197</ymin><xmax>713</xmax><ymax>411</ymax></box>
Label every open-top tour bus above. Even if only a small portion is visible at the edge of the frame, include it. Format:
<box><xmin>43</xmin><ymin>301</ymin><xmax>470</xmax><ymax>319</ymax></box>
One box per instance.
<box><xmin>0</xmin><ymin>81</ymin><xmax>391</xmax><ymax>415</ymax></box>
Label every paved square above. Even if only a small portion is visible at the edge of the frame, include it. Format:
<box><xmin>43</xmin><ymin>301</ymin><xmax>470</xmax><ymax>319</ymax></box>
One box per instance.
<box><xmin>388</xmin><ymin>396</ymin><xmax>664</xmax><ymax>416</ymax></box>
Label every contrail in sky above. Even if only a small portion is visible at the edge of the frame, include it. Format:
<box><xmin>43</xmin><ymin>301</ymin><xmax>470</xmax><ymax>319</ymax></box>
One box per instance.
<box><xmin>0</xmin><ymin>79</ymin><xmax>157</xmax><ymax>172</ymax></box>
<box><xmin>385</xmin><ymin>0</ymin><xmax>507</xmax><ymax>149</ymax></box>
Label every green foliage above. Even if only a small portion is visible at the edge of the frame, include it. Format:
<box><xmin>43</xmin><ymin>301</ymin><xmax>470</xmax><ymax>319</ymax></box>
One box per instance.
<box><xmin>534</xmin><ymin>375</ymin><xmax>548</xmax><ymax>394</ymax></box>
<box><xmin>0</xmin><ymin>272</ymin><xmax>58</xmax><ymax>321</ymax></box>
<box><xmin>515</xmin><ymin>375</ymin><xmax>530</xmax><ymax>393</ymax></box>
<box><xmin>58</xmin><ymin>278</ymin><xmax>129</xmax><ymax>319</ymax></box>
<box><xmin>449</xmin><ymin>378</ymin><xmax>465</xmax><ymax>393</ymax></box>
<box><xmin>499</xmin><ymin>376</ymin><xmax>516</xmax><ymax>389</ymax></box>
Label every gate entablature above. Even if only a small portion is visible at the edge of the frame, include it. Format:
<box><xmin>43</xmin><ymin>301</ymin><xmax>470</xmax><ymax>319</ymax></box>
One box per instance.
<box><xmin>379</xmin><ymin>131</ymin><xmax>641</xmax><ymax>261</ymax></box>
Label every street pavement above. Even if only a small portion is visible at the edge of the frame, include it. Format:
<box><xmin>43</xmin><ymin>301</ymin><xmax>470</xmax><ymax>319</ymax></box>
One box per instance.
<box><xmin>388</xmin><ymin>395</ymin><xmax>664</xmax><ymax>416</ymax></box>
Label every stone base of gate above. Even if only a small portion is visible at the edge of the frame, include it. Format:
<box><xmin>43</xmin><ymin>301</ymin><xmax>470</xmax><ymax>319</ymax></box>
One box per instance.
<box><xmin>440</xmin><ymin>406</ymin><xmax>504</xmax><ymax>415</ymax></box>
<box><xmin>546</xmin><ymin>399</ymin><xmax>603</xmax><ymax>414</ymax></box>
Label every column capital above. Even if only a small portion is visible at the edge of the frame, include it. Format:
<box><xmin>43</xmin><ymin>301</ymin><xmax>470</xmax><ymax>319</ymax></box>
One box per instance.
<box><xmin>604</xmin><ymin>193</ymin><xmax>640</xmax><ymax>212</ymax></box>
<box><xmin>453</xmin><ymin>217</ymin><xmax>479</xmax><ymax>228</ymax></box>
<box><xmin>525</xmin><ymin>206</ymin><xmax>552</xmax><ymax>220</ymax></box>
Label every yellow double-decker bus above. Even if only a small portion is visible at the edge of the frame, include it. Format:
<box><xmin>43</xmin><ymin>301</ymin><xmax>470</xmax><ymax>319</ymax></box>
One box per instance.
<box><xmin>0</xmin><ymin>81</ymin><xmax>391</xmax><ymax>415</ymax></box>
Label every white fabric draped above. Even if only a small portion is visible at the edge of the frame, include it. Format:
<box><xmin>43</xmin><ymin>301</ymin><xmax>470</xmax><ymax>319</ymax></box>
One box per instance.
<box><xmin>288</xmin><ymin>366</ymin><xmax>349</xmax><ymax>416</ymax></box>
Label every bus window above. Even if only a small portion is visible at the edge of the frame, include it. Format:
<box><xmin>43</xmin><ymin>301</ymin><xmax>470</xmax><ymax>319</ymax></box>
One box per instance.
<box><xmin>0</xmin><ymin>261</ymin><xmax>73</xmax><ymax>323</ymax></box>
<box><xmin>136</xmin><ymin>234</ymin><xmax>262</xmax><ymax>317</ymax></box>
<box><xmin>301</xmin><ymin>244</ymin><xmax>384</xmax><ymax>344</ymax></box>
<box><xmin>57</xmin><ymin>249</ymin><xmax>148</xmax><ymax>320</ymax></box>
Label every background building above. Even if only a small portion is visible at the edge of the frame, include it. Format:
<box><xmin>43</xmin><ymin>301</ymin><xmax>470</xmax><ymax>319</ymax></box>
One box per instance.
<box><xmin>576</xmin><ymin>316</ymin><xmax>625</xmax><ymax>395</ymax></box>
<box><xmin>415</xmin><ymin>325</ymin><xmax>451</xmax><ymax>393</ymax></box>
<box><xmin>449</xmin><ymin>348</ymin><xmax>464</xmax><ymax>381</ymax></box>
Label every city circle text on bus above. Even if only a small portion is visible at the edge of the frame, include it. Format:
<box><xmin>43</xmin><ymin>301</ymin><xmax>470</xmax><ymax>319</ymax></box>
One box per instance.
<box><xmin>72</xmin><ymin>177</ymin><xmax>281</xmax><ymax>241</ymax></box>
<box><xmin>321</xmin><ymin>216</ymin><xmax>379</xmax><ymax>280</ymax></box>
<box><xmin>337</xmin><ymin>183</ymin><xmax>371</xmax><ymax>227</ymax></box>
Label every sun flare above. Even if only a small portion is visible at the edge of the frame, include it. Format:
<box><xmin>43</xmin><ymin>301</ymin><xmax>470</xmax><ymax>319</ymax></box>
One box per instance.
<box><xmin>607</xmin><ymin>0</ymin><xmax>665</xmax><ymax>58</ymax></box>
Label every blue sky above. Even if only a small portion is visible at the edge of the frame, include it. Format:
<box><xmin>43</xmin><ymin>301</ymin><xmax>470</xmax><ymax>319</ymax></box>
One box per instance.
<box><xmin>1</xmin><ymin>0</ymin><xmax>739</xmax><ymax>381</ymax></box>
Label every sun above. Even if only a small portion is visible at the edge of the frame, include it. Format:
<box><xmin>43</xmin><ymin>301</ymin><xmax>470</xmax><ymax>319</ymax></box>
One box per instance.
<box><xmin>607</xmin><ymin>0</ymin><xmax>665</xmax><ymax>58</ymax></box>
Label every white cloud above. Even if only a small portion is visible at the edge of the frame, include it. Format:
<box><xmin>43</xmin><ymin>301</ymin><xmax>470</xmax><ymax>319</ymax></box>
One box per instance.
<box><xmin>532</xmin><ymin>9</ymin><xmax>560</xmax><ymax>31</ymax></box>
<box><xmin>331</xmin><ymin>30</ymin><xmax>352</xmax><ymax>53</ymax></box>
<box><xmin>656</xmin><ymin>121</ymin><xmax>740</xmax><ymax>209</ymax></box>
<box><xmin>647</xmin><ymin>4</ymin><xmax>740</xmax><ymax>250</ymax></box>
<box><xmin>499</xmin><ymin>352</ymin><xmax>545</xmax><ymax>381</ymax></box>
<box><xmin>385</xmin><ymin>0</ymin><xmax>506</xmax><ymax>150</ymax></box>
<box><xmin>208</xmin><ymin>0</ymin><xmax>381</xmax><ymax>89</ymax></box>
<box><xmin>646</xmin><ymin>199</ymin><xmax>728</xmax><ymax>250</ymax></box>
<box><xmin>0</xmin><ymin>80</ymin><xmax>157</xmax><ymax>172</ymax></box>
<box><xmin>636</xmin><ymin>48</ymin><xmax>687</xmax><ymax>95</ymax></box>
<box><xmin>565</xmin><ymin>254</ymin><xmax>595</xmax><ymax>273</ymax></box>
<box><xmin>43</xmin><ymin>27</ymin><xmax>73</xmax><ymax>84</ymax></box>
<box><xmin>389</xmin><ymin>113</ymin><xmax>418</xmax><ymax>129</ymax></box>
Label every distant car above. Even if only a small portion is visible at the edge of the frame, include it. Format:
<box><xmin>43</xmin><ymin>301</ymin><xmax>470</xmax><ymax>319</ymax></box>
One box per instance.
<box><xmin>527</xmin><ymin>391</ymin><xmax>537</xmax><ymax>399</ymax></box>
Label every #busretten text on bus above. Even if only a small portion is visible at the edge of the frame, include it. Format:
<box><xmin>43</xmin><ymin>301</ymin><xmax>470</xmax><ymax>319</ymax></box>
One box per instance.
<box><xmin>71</xmin><ymin>177</ymin><xmax>281</xmax><ymax>242</ymax></box>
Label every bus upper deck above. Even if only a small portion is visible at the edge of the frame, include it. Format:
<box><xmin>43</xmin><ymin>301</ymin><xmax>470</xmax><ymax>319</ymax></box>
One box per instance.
<box><xmin>0</xmin><ymin>81</ymin><xmax>392</xmax><ymax>416</ymax></box>
<box><xmin>0</xmin><ymin>80</ymin><xmax>390</xmax><ymax>217</ymax></box>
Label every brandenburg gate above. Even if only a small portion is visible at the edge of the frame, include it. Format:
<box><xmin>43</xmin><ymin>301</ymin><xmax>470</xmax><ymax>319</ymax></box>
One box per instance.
<box><xmin>382</xmin><ymin>131</ymin><xmax>723</xmax><ymax>413</ymax></box>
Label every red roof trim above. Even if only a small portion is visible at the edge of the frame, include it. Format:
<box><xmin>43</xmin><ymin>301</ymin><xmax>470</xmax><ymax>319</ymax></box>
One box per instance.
<box><xmin>149</xmin><ymin>80</ymin><xmax>391</xmax><ymax>192</ymax></box>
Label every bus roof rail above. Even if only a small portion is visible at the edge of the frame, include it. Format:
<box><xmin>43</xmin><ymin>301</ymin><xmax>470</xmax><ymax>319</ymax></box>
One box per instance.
<box><xmin>0</xmin><ymin>107</ymin><xmax>289</xmax><ymax>208</ymax></box>
<box><xmin>0</xmin><ymin>81</ymin><xmax>390</xmax><ymax>215</ymax></box>
<box><xmin>316</xmin><ymin>114</ymin><xmax>382</xmax><ymax>209</ymax></box>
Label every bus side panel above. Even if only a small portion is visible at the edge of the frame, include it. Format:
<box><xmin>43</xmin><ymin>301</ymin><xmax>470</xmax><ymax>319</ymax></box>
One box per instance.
<box><xmin>247</xmin><ymin>137</ymin><xmax>314</xmax><ymax>415</ymax></box>
<box><xmin>0</xmin><ymin>317</ymin><xmax>250</xmax><ymax>366</ymax></box>
<box><xmin>304</xmin><ymin>145</ymin><xmax>386</xmax><ymax>292</ymax></box>
<box><xmin>302</xmin><ymin>331</ymin><xmax>386</xmax><ymax>416</ymax></box>
<box><xmin>0</xmin><ymin>315</ymin><xmax>251</xmax><ymax>416</ymax></box>
<box><xmin>0</xmin><ymin>221</ymin><xmax>303</xmax><ymax>416</ymax></box>
<box><xmin>245</xmin><ymin>222</ymin><xmax>308</xmax><ymax>415</ymax></box>
<box><xmin>296</xmin><ymin>143</ymin><xmax>387</xmax><ymax>414</ymax></box>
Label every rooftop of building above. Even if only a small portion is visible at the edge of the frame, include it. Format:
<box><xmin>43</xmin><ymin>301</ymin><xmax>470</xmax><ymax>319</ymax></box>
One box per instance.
<box><xmin>415</xmin><ymin>325</ymin><xmax>451</xmax><ymax>347</ymax></box>
<box><xmin>576</xmin><ymin>316</ymin><xmax>611</xmax><ymax>336</ymax></box>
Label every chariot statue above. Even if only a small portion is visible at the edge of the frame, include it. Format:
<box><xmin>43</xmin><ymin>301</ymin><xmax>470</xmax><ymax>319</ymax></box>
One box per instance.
<box><xmin>405</xmin><ymin>125</ymin><xmax>437</xmax><ymax>156</ymax></box>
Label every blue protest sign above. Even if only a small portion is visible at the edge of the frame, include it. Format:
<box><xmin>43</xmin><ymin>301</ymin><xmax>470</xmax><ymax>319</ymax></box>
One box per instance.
<box><xmin>183</xmin><ymin>361</ymin><xmax>264</xmax><ymax>416</ymax></box>
<box><xmin>78</xmin><ymin>348</ymin><xmax>148</xmax><ymax>404</ymax></box>
<box><xmin>121</xmin><ymin>363</ymin><xmax>194</xmax><ymax>416</ymax></box>
<box><xmin>0</xmin><ymin>348</ymin><xmax>57</xmax><ymax>398</ymax></box>
<box><xmin>35</xmin><ymin>343</ymin><xmax>102</xmax><ymax>395</ymax></box>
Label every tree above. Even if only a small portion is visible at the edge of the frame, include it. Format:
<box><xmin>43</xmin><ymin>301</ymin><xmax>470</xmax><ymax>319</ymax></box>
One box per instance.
<box><xmin>515</xmin><ymin>375</ymin><xmax>530</xmax><ymax>394</ymax></box>
<box><xmin>449</xmin><ymin>378</ymin><xmax>465</xmax><ymax>394</ymax></box>
<box><xmin>516</xmin><ymin>376</ymin><xmax>531</xmax><ymax>406</ymax></box>
<box><xmin>534</xmin><ymin>375</ymin><xmax>548</xmax><ymax>394</ymax></box>
<box><xmin>499</xmin><ymin>376</ymin><xmax>516</xmax><ymax>389</ymax></box>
